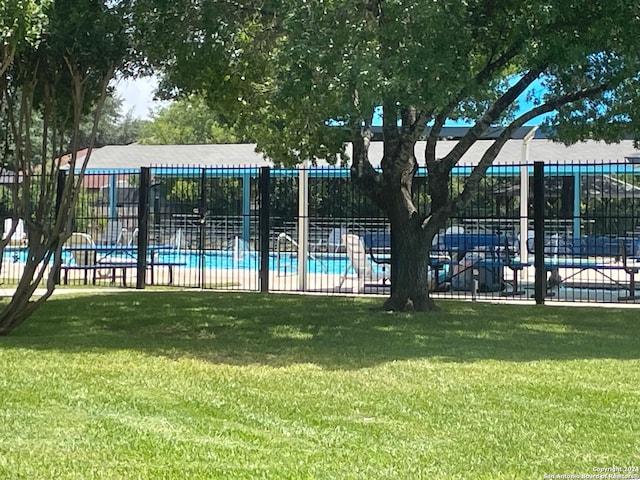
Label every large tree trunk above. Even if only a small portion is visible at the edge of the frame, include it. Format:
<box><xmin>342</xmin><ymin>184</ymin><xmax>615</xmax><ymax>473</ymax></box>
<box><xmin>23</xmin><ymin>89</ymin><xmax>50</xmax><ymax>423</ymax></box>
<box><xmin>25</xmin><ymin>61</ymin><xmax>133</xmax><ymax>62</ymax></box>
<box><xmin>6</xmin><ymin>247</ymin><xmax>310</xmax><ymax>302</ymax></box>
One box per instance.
<box><xmin>383</xmin><ymin>217</ymin><xmax>438</xmax><ymax>312</ymax></box>
<box><xmin>350</xmin><ymin>118</ymin><xmax>446</xmax><ymax>312</ymax></box>
<box><xmin>378</xmin><ymin>132</ymin><xmax>442</xmax><ymax>312</ymax></box>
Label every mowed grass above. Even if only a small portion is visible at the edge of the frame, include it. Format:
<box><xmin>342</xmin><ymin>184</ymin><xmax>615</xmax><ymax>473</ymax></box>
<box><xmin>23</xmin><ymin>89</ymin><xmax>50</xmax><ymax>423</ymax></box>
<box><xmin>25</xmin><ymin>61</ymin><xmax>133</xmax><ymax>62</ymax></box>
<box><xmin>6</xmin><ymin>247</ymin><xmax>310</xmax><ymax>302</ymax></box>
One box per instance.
<box><xmin>1</xmin><ymin>291</ymin><xmax>639</xmax><ymax>479</ymax></box>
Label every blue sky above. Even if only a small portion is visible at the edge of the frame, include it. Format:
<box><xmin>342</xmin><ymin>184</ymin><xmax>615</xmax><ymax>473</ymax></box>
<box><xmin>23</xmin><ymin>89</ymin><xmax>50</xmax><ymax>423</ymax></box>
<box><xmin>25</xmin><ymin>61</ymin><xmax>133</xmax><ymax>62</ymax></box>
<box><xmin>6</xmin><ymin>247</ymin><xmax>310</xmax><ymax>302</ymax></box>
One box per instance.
<box><xmin>114</xmin><ymin>76</ymin><xmax>167</xmax><ymax>120</ymax></box>
<box><xmin>369</xmin><ymin>77</ymin><xmax>553</xmax><ymax>127</ymax></box>
<box><xmin>117</xmin><ymin>76</ymin><xmax>554</xmax><ymax>125</ymax></box>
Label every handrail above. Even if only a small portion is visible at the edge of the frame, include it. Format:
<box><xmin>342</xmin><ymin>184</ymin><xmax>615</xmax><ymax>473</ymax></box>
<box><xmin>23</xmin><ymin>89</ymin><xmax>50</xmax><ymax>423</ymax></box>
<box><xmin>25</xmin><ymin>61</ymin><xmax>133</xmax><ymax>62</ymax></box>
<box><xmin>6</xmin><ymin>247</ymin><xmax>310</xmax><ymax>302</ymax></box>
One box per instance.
<box><xmin>275</xmin><ymin>232</ymin><xmax>327</xmax><ymax>275</ymax></box>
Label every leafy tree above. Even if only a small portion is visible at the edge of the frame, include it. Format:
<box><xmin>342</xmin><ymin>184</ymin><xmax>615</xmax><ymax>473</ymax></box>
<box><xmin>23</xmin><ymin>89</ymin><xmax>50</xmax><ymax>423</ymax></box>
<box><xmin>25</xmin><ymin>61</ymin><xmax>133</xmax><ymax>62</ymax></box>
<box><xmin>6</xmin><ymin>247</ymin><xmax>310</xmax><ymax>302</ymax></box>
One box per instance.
<box><xmin>138</xmin><ymin>95</ymin><xmax>240</xmax><ymax>144</ymax></box>
<box><xmin>0</xmin><ymin>0</ymin><xmax>136</xmax><ymax>334</ymax></box>
<box><xmin>0</xmin><ymin>0</ymin><xmax>48</xmax><ymax>77</ymax></box>
<box><xmin>77</xmin><ymin>95</ymin><xmax>143</xmax><ymax>147</ymax></box>
<box><xmin>0</xmin><ymin>94</ymin><xmax>141</xmax><ymax>170</ymax></box>
<box><xmin>145</xmin><ymin>1</ymin><xmax>640</xmax><ymax>311</ymax></box>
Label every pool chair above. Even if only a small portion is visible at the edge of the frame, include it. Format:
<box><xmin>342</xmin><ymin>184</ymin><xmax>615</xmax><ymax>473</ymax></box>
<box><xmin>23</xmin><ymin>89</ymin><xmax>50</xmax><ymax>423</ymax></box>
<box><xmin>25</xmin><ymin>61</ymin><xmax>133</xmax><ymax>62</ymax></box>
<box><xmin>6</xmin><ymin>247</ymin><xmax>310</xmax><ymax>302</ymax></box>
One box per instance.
<box><xmin>338</xmin><ymin>233</ymin><xmax>387</xmax><ymax>293</ymax></box>
<box><xmin>102</xmin><ymin>219</ymin><xmax>127</xmax><ymax>246</ymax></box>
<box><xmin>65</xmin><ymin>233</ymin><xmax>98</xmax><ymax>267</ymax></box>
<box><xmin>61</xmin><ymin>232</ymin><xmax>138</xmax><ymax>286</ymax></box>
<box><xmin>2</xmin><ymin>218</ymin><xmax>27</xmax><ymax>246</ymax></box>
<box><xmin>327</xmin><ymin>227</ymin><xmax>348</xmax><ymax>253</ymax></box>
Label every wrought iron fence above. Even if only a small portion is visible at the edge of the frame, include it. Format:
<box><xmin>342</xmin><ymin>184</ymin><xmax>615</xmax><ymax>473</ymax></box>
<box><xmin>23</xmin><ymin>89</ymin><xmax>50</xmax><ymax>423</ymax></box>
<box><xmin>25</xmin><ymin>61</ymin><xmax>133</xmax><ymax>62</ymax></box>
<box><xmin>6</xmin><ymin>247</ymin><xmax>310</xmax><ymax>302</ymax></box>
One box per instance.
<box><xmin>2</xmin><ymin>160</ymin><xmax>640</xmax><ymax>304</ymax></box>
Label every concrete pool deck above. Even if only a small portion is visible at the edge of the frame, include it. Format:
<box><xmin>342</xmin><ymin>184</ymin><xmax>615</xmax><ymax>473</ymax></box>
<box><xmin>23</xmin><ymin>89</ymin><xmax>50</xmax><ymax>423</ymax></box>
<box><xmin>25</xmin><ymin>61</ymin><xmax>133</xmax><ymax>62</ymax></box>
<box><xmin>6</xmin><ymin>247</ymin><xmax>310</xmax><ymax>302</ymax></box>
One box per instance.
<box><xmin>3</xmin><ymin>258</ymin><xmax>640</xmax><ymax>306</ymax></box>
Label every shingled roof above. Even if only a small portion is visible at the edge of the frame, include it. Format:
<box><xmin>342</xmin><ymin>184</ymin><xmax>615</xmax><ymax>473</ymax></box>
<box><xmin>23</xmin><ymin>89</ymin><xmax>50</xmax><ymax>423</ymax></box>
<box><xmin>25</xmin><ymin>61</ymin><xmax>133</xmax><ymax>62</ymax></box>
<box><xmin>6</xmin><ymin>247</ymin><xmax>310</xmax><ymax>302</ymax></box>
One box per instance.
<box><xmin>76</xmin><ymin>139</ymin><xmax>640</xmax><ymax>172</ymax></box>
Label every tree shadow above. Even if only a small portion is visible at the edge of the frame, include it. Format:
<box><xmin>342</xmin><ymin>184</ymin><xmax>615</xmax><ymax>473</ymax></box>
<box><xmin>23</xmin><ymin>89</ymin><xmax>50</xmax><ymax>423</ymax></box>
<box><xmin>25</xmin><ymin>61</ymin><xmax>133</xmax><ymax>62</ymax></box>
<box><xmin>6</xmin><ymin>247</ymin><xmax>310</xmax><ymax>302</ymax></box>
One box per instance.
<box><xmin>3</xmin><ymin>291</ymin><xmax>639</xmax><ymax>369</ymax></box>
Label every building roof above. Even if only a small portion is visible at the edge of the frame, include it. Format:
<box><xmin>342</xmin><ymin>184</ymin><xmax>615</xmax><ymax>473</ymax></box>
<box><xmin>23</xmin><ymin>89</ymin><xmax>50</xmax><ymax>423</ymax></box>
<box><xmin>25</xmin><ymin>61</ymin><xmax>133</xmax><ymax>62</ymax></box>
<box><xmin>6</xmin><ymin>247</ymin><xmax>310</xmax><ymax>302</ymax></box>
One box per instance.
<box><xmin>77</xmin><ymin>139</ymin><xmax>640</xmax><ymax>172</ymax></box>
<box><xmin>79</xmin><ymin>144</ymin><xmax>270</xmax><ymax>171</ymax></box>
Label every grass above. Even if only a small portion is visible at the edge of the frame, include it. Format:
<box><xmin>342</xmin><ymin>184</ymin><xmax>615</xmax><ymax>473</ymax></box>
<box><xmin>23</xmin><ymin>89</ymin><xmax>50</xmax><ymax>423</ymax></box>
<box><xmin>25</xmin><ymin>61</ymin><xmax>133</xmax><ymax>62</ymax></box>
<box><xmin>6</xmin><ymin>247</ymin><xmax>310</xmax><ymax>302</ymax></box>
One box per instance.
<box><xmin>1</xmin><ymin>291</ymin><xmax>639</xmax><ymax>479</ymax></box>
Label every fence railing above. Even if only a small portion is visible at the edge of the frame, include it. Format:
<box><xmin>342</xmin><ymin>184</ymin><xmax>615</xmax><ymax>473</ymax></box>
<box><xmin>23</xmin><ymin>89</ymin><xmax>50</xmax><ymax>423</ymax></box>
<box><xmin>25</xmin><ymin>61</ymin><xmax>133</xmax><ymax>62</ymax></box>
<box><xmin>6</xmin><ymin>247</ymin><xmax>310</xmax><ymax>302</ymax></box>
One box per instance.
<box><xmin>2</xmin><ymin>161</ymin><xmax>640</xmax><ymax>304</ymax></box>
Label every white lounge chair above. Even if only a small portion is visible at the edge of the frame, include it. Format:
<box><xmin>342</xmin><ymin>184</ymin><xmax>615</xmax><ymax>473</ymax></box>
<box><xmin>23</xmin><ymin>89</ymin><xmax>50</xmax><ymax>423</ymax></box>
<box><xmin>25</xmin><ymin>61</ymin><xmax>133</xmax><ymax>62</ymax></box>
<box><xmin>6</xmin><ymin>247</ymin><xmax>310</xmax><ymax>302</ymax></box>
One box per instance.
<box><xmin>65</xmin><ymin>232</ymin><xmax>98</xmax><ymax>267</ymax></box>
<box><xmin>2</xmin><ymin>218</ymin><xmax>27</xmax><ymax>246</ymax></box>
<box><xmin>327</xmin><ymin>227</ymin><xmax>348</xmax><ymax>253</ymax></box>
<box><xmin>62</xmin><ymin>232</ymin><xmax>137</xmax><ymax>285</ymax></box>
<box><xmin>338</xmin><ymin>233</ymin><xmax>386</xmax><ymax>292</ymax></box>
<box><xmin>103</xmin><ymin>219</ymin><xmax>127</xmax><ymax>245</ymax></box>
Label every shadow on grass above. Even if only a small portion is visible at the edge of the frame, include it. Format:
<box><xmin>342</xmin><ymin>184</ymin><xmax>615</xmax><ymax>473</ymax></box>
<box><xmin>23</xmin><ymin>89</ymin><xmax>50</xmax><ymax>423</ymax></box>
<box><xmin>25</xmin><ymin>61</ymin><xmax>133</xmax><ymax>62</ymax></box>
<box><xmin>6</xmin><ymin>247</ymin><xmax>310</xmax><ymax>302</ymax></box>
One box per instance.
<box><xmin>3</xmin><ymin>291</ymin><xmax>640</xmax><ymax>368</ymax></box>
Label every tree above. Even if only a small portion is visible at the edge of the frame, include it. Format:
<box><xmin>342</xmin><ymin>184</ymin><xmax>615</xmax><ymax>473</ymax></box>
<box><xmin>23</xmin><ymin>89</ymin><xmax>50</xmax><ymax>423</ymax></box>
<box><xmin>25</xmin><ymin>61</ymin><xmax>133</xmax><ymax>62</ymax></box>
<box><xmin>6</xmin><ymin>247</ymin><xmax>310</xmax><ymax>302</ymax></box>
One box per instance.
<box><xmin>0</xmin><ymin>0</ymin><xmax>48</xmax><ymax>77</ymax></box>
<box><xmin>146</xmin><ymin>1</ymin><xmax>640</xmax><ymax>311</ymax></box>
<box><xmin>138</xmin><ymin>95</ymin><xmax>241</xmax><ymax>145</ymax></box>
<box><xmin>0</xmin><ymin>0</ymin><xmax>136</xmax><ymax>334</ymax></box>
<box><xmin>0</xmin><ymin>95</ymin><xmax>142</xmax><ymax>170</ymax></box>
<box><xmin>77</xmin><ymin>95</ymin><xmax>144</xmax><ymax>147</ymax></box>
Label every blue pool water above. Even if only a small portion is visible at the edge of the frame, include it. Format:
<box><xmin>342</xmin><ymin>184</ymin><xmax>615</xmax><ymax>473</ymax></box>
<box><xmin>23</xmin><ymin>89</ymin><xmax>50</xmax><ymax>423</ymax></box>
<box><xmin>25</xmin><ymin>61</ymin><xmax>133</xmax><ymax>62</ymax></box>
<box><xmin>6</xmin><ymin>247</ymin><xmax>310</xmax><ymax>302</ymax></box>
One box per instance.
<box><xmin>6</xmin><ymin>246</ymin><xmax>449</xmax><ymax>282</ymax></box>
<box><xmin>4</xmin><ymin>246</ymin><xmax>357</xmax><ymax>276</ymax></box>
<box><xmin>156</xmin><ymin>250</ymin><xmax>353</xmax><ymax>275</ymax></box>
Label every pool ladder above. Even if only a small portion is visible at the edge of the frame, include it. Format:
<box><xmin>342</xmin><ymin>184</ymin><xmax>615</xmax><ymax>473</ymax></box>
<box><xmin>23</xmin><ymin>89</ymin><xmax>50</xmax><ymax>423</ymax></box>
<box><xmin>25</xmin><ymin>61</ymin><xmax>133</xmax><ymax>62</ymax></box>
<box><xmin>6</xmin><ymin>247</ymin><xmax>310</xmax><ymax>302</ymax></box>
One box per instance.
<box><xmin>275</xmin><ymin>232</ymin><xmax>328</xmax><ymax>275</ymax></box>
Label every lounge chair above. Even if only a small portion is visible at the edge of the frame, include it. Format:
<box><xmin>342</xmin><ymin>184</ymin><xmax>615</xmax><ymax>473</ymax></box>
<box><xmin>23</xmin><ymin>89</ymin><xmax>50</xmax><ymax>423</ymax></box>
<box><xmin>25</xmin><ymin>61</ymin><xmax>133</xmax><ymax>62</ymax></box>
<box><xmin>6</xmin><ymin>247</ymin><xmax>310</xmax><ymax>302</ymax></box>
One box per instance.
<box><xmin>62</xmin><ymin>232</ymin><xmax>137</xmax><ymax>286</ymax></box>
<box><xmin>102</xmin><ymin>219</ymin><xmax>127</xmax><ymax>246</ymax></box>
<box><xmin>338</xmin><ymin>233</ymin><xmax>386</xmax><ymax>292</ymax></box>
<box><xmin>327</xmin><ymin>227</ymin><xmax>348</xmax><ymax>253</ymax></box>
<box><xmin>170</xmin><ymin>228</ymin><xmax>183</xmax><ymax>250</ymax></box>
<box><xmin>2</xmin><ymin>218</ymin><xmax>27</xmax><ymax>246</ymax></box>
<box><xmin>65</xmin><ymin>232</ymin><xmax>98</xmax><ymax>267</ymax></box>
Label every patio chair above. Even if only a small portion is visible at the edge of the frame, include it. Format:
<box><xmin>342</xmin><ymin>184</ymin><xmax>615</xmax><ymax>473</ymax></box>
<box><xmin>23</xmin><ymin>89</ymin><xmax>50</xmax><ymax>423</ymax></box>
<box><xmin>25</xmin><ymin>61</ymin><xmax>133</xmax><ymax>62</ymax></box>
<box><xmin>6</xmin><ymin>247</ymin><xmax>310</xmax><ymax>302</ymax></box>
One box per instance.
<box><xmin>102</xmin><ymin>219</ymin><xmax>127</xmax><ymax>246</ymax></box>
<box><xmin>170</xmin><ymin>228</ymin><xmax>183</xmax><ymax>250</ymax></box>
<box><xmin>62</xmin><ymin>232</ymin><xmax>138</xmax><ymax>286</ymax></box>
<box><xmin>338</xmin><ymin>233</ymin><xmax>386</xmax><ymax>292</ymax></box>
<box><xmin>2</xmin><ymin>218</ymin><xmax>27</xmax><ymax>246</ymax></box>
<box><xmin>327</xmin><ymin>227</ymin><xmax>348</xmax><ymax>253</ymax></box>
<box><xmin>65</xmin><ymin>232</ymin><xmax>98</xmax><ymax>267</ymax></box>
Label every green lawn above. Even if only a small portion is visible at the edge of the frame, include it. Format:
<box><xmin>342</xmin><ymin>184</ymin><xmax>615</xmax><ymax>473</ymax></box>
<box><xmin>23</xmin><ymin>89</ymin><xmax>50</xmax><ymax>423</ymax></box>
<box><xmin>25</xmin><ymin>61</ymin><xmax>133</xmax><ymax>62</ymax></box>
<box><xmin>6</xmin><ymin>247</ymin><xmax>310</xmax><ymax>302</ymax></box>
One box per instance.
<box><xmin>1</xmin><ymin>291</ymin><xmax>639</xmax><ymax>479</ymax></box>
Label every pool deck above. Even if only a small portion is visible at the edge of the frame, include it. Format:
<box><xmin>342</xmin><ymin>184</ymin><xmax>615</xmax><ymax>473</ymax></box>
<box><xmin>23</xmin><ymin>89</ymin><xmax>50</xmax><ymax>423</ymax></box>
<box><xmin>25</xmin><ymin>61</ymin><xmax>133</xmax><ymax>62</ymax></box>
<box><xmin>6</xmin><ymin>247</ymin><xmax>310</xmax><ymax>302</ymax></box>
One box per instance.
<box><xmin>3</xmin><ymin>256</ymin><xmax>640</xmax><ymax>305</ymax></box>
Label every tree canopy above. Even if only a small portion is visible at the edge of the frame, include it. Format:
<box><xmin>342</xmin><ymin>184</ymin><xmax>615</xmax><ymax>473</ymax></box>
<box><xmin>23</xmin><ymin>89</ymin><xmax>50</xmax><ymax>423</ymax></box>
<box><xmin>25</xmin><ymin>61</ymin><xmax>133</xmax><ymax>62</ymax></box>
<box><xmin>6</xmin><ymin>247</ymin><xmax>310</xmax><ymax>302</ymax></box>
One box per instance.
<box><xmin>142</xmin><ymin>0</ymin><xmax>640</xmax><ymax>310</ymax></box>
<box><xmin>148</xmin><ymin>1</ymin><xmax>640</xmax><ymax>159</ymax></box>
<box><xmin>0</xmin><ymin>0</ymin><xmax>49</xmax><ymax>76</ymax></box>
<box><xmin>0</xmin><ymin>0</ymin><xmax>138</xmax><ymax>333</ymax></box>
<box><xmin>138</xmin><ymin>95</ymin><xmax>241</xmax><ymax>144</ymax></box>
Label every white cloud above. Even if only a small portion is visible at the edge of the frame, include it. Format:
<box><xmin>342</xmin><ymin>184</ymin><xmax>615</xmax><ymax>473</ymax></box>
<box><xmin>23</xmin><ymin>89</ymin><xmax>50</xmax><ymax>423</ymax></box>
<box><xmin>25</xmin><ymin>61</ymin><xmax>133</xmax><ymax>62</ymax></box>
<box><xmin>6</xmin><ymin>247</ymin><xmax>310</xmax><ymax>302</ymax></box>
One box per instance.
<box><xmin>112</xmin><ymin>76</ymin><xmax>170</xmax><ymax>120</ymax></box>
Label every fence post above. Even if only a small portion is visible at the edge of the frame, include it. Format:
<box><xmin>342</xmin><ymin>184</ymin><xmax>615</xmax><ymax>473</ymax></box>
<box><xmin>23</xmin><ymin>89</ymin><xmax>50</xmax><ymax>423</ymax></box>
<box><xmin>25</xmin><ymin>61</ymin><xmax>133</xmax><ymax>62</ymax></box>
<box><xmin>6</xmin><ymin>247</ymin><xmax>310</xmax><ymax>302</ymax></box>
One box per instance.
<box><xmin>533</xmin><ymin>161</ymin><xmax>545</xmax><ymax>304</ymax></box>
<box><xmin>390</xmin><ymin>224</ymin><xmax>397</xmax><ymax>297</ymax></box>
<box><xmin>259</xmin><ymin>167</ymin><xmax>271</xmax><ymax>292</ymax></box>
<box><xmin>242</xmin><ymin>171</ymin><xmax>251</xmax><ymax>242</ymax></box>
<box><xmin>519</xmin><ymin>165</ymin><xmax>530</xmax><ymax>264</ymax></box>
<box><xmin>137</xmin><ymin>168</ymin><xmax>150</xmax><ymax>289</ymax></box>
<box><xmin>53</xmin><ymin>170</ymin><xmax>66</xmax><ymax>285</ymax></box>
<box><xmin>297</xmin><ymin>163</ymin><xmax>309</xmax><ymax>291</ymax></box>
<box><xmin>198</xmin><ymin>168</ymin><xmax>207</xmax><ymax>288</ymax></box>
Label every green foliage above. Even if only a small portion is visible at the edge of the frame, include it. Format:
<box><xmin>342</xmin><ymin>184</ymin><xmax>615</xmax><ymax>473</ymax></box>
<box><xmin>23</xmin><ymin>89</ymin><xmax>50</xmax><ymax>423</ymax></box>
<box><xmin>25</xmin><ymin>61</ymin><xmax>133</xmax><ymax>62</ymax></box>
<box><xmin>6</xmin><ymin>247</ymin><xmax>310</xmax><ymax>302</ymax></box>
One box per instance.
<box><xmin>167</xmin><ymin>178</ymin><xmax>199</xmax><ymax>202</ymax></box>
<box><xmin>78</xmin><ymin>95</ymin><xmax>143</xmax><ymax>147</ymax></box>
<box><xmin>160</xmin><ymin>176</ymin><xmax>242</xmax><ymax>216</ymax></box>
<box><xmin>0</xmin><ymin>0</ymin><xmax>50</xmax><ymax>71</ymax></box>
<box><xmin>138</xmin><ymin>95</ymin><xmax>241</xmax><ymax>145</ymax></box>
<box><xmin>145</xmin><ymin>0</ymin><xmax>640</xmax><ymax>164</ymax></box>
<box><xmin>73</xmin><ymin>188</ymin><xmax>99</xmax><ymax>233</ymax></box>
<box><xmin>1</xmin><ymin>95</ymin><xmax>142</xmax><ymax>169</ymax></box>
<box><xmin>0</xmin><ymin>0</ymin><xmax>143</xmax><ymax>333</ymax></box>
<box><xmin>310</xmin><ymin>177</ymin><xmax>385</xmax><ymax>219</ymax></box>
<box><xmin>206</xmin><ymin>178</ymin><xmax>242</xmax><ymax>215</ymax></box>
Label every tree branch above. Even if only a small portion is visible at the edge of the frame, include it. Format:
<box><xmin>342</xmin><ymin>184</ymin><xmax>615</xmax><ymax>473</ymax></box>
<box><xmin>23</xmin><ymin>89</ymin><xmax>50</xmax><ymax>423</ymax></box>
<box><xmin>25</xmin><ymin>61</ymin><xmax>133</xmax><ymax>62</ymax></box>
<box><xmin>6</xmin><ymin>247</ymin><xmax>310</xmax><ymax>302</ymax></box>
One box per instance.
<box><xmin>349</xmin><ymin>121</ymin><xmax>384</xmax><ymax>205</ymax></box>
<box><xmin>440</xmin><ymin>68</ymin><xmax>543</xmax><ymax>170</ymax></box>
<box><xmin>448</xmin><ymin>82</ymin><xmax>613</xmax><ymax>218</ymax></box>
<box><xmin>428</xmin><ymin>42</ymin><xmax>525</xmax><ymax>143</ymax></box>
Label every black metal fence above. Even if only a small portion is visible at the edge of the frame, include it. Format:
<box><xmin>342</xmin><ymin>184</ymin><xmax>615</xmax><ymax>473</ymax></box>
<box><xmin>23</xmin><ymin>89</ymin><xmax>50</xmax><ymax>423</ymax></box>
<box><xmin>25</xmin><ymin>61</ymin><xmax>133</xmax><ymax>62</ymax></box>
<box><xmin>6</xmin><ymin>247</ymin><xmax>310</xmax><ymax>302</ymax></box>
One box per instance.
<box><xmin>2</xmin><ymin>160</ymin><xmax>640</xmax><ymax>304</ymax></box>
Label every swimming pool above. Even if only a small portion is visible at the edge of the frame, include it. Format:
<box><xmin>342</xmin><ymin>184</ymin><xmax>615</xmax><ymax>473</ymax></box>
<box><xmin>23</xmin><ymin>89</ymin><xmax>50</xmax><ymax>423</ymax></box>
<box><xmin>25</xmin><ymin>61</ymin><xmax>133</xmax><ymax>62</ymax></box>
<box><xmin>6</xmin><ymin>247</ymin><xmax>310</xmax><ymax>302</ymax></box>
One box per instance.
<box><xmin>4</xmin><ymin>246</ymin><xmax>357</xmax><ymax>275</ymax></box>
<box><xmin>4</xmin><ymin>246</ymin><xmax>441</xmax><ymax>281</ymax></box>
<box><xmin>156</xmin><ymin>250</ymin><xmax>354</xmax><ymax>276</ymax></box>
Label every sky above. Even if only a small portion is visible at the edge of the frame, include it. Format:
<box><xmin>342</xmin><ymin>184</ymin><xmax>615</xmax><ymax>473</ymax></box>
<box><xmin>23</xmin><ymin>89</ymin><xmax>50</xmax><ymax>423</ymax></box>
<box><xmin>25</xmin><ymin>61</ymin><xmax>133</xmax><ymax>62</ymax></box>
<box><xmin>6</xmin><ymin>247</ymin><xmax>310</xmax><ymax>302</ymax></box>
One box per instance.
<box><xmin>113</xmin><ymin>75</ymin><xmax>552</xmax><ymax>125</ymax></box>
<box><xmin>113</xmin><ymin>76</ymin><xmax>167</xmax><ymax>120</ymax></box>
